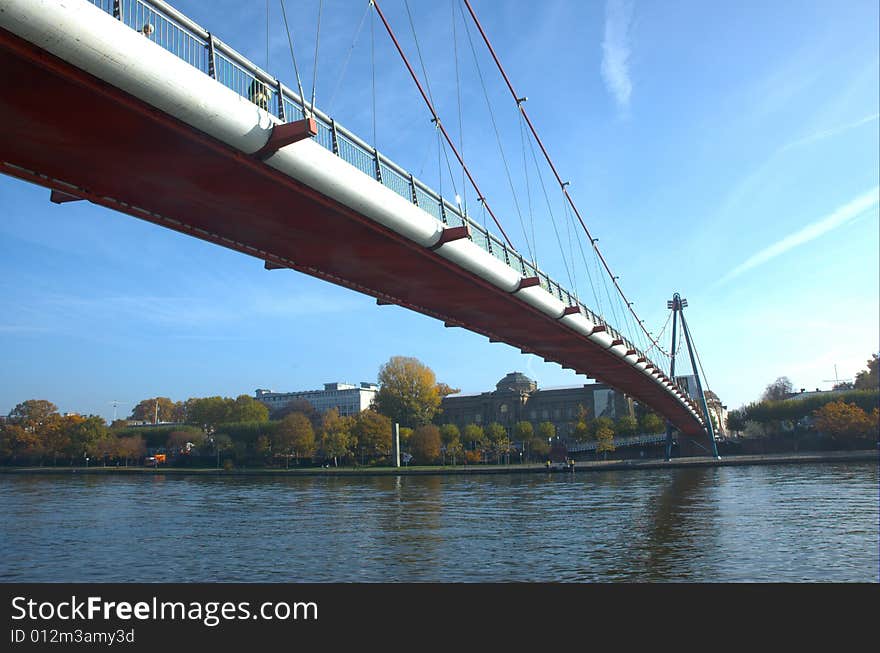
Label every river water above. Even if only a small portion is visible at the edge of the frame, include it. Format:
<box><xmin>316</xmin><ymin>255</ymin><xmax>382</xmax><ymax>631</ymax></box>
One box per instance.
<box><xmin>1</xmin><ymin>462</ymin><xmax>877</xmax><ymax>582</ymax></box>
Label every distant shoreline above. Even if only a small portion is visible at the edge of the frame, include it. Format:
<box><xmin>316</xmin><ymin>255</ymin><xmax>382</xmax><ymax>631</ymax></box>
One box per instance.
<box><xmin>0</xmin><ymin>450</ymin><xmax>875</xmax><ymax>478</ymax></box>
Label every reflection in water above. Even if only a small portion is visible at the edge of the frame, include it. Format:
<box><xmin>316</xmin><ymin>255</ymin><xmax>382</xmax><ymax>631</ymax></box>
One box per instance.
<box><xmin>639</xmin><ymin>468</ymin><xmax>717</xmax><ymax>581</ymax></box>
<box><xmin>0</xmin><ymin>463</ymin><xmax>876</xmax><ymax>582</ymax></box>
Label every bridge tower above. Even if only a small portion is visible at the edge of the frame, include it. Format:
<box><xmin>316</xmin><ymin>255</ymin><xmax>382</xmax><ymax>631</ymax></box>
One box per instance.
<box><xmin>664</xmin><ymin>294</ymin><xmax>719</xmax><ymax>460</ymax></box>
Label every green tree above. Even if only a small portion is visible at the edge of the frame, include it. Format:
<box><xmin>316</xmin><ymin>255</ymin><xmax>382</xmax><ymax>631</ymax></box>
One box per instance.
<box><xmin>513</xmin><ymin>421</ymin><xmax>534</xmax><ymax>442</ymax></box>
<box><xmin>129</xmin><ymin>397</ymin><xmax>176</xmax><ymax>423</ymax></box>
<box><xmin>228</xmin><ymin>395</ymin><xmax>269</xmax><ymax>423</ymax></box>
<box><xmin>615</xmin><ymin>415</ymin><xmax>639</xmax><ymax>437</ymax></box>
<box><xmin>462</xmin><ymin>423</ymin><xmax>485</xmax><ymax>450</ymax></box>
<box><xmin>68</xmin><ymin>415</ymin><xmax>110</xmax><ymax>460</ymax></box>
<box><xmin>485</xmin><ymin>422</ymin><xmax>508</xmax><ymax>463</ymax></box>
<box><xmin>446</xmin><ymin>436</ymin><xmax>464</xmax><ymax>466</ymax></box>
<box><xmin>439</xmin><ymin>423</ymin><xmax>461</xmax><ymax>446</ymax></box>
<box><xmin>373</xmin><ymin>356</ymin><xmax>445</xmax><ymax>427</ymax></box>
<box><xmin>537</xmin><ymin>421</ymin><xmax>555</xmax><ymax>441</ymax></box>
<box><xmin>726</xmin><ymin>409</ymin><xmax>746</xmax><ymax>434</ymax></box>
<box><xmin>353</xmin><ymin>410</ymin><xmax>392</xmax><ymax>462</ymax></box>
<box><xmin>854</xmin><ymin>354</ymin><xmax>879</xmax><ymax>391</ymax></box>
<box><xmin>640</xmin><ymin>412</ymin><xmax>665</xmax><ymax>434</ymax></box>
<box><xmin>185</xmin><ymin>397</ymin><xmax>230</xmax><ymax>428</ymax></box>
<box><xmin>409</xmin><ymin>424</ymin><xmax>441</xmax><ymax>465</ymax></box>
<box><xmin>319</xmin><ymin>409</ymin><xmax>352</xmax><ymax>467</ymax></box>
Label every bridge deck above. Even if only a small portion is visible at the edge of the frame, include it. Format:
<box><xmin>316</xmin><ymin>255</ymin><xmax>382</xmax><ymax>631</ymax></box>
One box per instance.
<box><xmin>0</xmin><ymin>5</ymin><xmax>705</xmax><ymax>437</ymax></box>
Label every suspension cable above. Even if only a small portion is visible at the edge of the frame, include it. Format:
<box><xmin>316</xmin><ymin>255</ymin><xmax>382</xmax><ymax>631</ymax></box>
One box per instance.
<box><xmin>279</xmin><ymin>0</ymin><xmax>308</xmax><ymax>113</ymax></box>
<box><xmin>459</xmin><ymin>4</ymin><xmax>533</xmax><ymax>261</ymax></box>
<box><xmin>452</xmin><ymin>0</ymin><xmax>468</xmax><ymax>217</ymax></box>
<box><xmin>521</xmin><ymin>113</ymin><xmax>577</xmax><ymax>294</ymax></box>
<box><xmin>327</xmin><ymin>1</ymin><xmax>371</xmax><ymax>113</ymax></box>
<box><xmin>460</xmin><ymin>0</ymin><xmax>664</xmax><ymax>354</ymax></box>
<box><xmin>309</xmin><ymin>0</ymin><xmax>323</xmax><ymax>115</ymax></box>
<box><xmin>371</xmin><ymin>0</ymin><xmax>514</xmax><ymax>248</ymax></box>
<box><xmin>370</xmin><ymin>5</ymin><xmax>376</xmax><ymax>146</ymax></box>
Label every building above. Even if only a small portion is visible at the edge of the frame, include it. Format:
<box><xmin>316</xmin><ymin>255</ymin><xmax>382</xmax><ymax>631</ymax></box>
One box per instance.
<box><xmin>675</xmin><ymin>374</ymin><xmax>728</xmax><ymax>437</ymax></box>
<box><xmin>255</xmin><ymin>382</ymin><xmax>378</xmax><ymax>417</ymax></box>
<box><xmin>438</xmin><ymin>372</ymin><xmax>635</xmax><ymax>440</ymax></box>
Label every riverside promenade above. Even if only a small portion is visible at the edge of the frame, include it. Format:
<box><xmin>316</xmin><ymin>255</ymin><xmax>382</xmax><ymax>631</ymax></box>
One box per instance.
<box><xmin>1</xmin><ymin>450</ymin><xmax>875</xmax><ymax>478</ymax></box>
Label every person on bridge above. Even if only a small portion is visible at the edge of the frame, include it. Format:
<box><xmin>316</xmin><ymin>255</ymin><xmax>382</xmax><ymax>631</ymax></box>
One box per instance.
<box><xmin>248</xmin><ymin>79</ymin><xmax>270</xmax><ymax>112</ymax></box>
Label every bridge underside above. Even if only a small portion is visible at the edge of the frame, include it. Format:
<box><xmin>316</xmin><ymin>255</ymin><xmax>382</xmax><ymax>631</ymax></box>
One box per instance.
<box><xmin>0</xmin><ymin>27</ymin><xmax>704</xmax><ymax>436</ymax></box>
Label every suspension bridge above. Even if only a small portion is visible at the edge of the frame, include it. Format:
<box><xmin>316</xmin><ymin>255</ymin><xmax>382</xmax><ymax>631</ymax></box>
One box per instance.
<box><xmin>0</xmin><ymin>0</ymin><xmax>719</xmax><ymax>456</ymax></box>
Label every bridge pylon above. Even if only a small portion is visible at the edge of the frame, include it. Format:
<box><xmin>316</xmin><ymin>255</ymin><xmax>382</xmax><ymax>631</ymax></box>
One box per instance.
<box><xmin>664</xmin><ymin>293</ymin><xmax>719</xmax><ymax>460</ymax></box>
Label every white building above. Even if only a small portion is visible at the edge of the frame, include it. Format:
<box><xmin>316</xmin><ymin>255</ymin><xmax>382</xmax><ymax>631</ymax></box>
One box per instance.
<box><xmin>255</xmin><ymin>382</ymin><xmax>378</xmax><ymax>417</ymax></box>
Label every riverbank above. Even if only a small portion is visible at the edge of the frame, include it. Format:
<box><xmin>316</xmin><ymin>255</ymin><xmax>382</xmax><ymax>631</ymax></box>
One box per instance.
<box><xmin>1</xmin><ymin>449</ymin><xmax>875</xmax><ymax>477</ymax></box>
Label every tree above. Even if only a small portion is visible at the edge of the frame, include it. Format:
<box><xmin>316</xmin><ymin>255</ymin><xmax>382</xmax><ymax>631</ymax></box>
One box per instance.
<box><xmin>68</xmin><ymin>415</ymin><xmax>110</xmax><ymax>460</ymax></box>
<box><xmin>270</xmin><ymin>398</ymin><xmax>315</xmax><ymax>421</ymax></box>
<box><xmin>117</xmin><ymin>435</ymin><xmax>146</xmax><ymax>466</ymax></box>
<box><xmin>513</xmin><ymin>421</ymin><xmax>534</xmax><ymax>442</ymax></box>
<box><xmin>0</xmin><ymin>423</ymin><xmax>42</xmax><ymax>462</ymax></box>
<box><xmin>129</xmin><ymin>397</ymin><xmax>176</xmax><ymax>423</ymax></box>
<box><xmin>726</xmin><ymin>409</ymin><xmax>747</xmax><ymax>434</ymax></box>
<box><xmin>813</xmin><ymin>401</ymin><xmax>872</xmax><ymax>443</ymax></box>
<box><xmin>228</xmin><ymin>395</ymin><xmax>269</xmax><ymax>423</ymax></box>
<box><xmin>762</xmin><ymin>377</ymin><xmax>794</xmax><ymax>402</ymax></box>
<box><xmin>446</xmin><ymin>436</ymin><xmax>464</xmax><ymax>466</ymax></box>
<box><xmin>436</xmin><ymin>383</ymin><xmax>461</xmax><ymax>399</ymax></box>
<box><xmin>595</xmin><ymin>423</ymin><xmax>615</xmax><ymax>458</ymax></box>
<box><xmin>571</xmin><ymin>404</ymin><xmax>590</xmax><ymax>443</ymax></box>
<box><xmin>185</xmin><ymin>397</ymin><xmax>230</xmax><ymax>428</ymax></box>
<box><xmin>373</xmin><ymin>356</ymin><xmax>445</xmax><ymax>427</ymax></box>
<box><xmin>409</xmin><ymin>424</ymin><xmax>441</xmax><ymax>465</ymax></box>
<box><xmin>462</xmin><ymin>423</ymin><xmax>485</xmax><ymax>451</ymax></box>
<box><xmin>439</xmin><ymin>424</ymin><xmax>460</xmax><ymax>464</ymax></box>
<box><xmin>591</xmin><ymin>417</ymin><xmax>615</xmax><ymax>440</ymax></box>
<box><xmin>640</xmin><ymin>412</ymin><xmax>665</xmax><ymax>434</ymax></box>
<box><xmin>7</xmin><ymin>400</ymin><xmax>58</xmax><ymax>429</ymax></box>
<box><xmin>615</xmin><ymin>415</ymin><xmax>639</xmax><ymax>437</ymax></box>
<box><xmin>319</xmin><ymin>408</ymin><xmax>352</xmax><ymax>467</ymax></box>
<box><xmin>485</xmin><ymin>422</ymin><xmax>508</xmax><ymax>463</ymax></box>
<box><xmin>352</xmin><ymin>410</ymin><xmax>391</xmax><ymax>462</ymax></box>
<box><xmin>168</xmin><ymin>429</ymin><xmax>205</xmax><ymax>455</ymax></box>
<box><xmin>854</xmin><ymin>354</ymin><xmax>879</xmax><ymax>391</ymax></box>
<box><xmin>530</xmin><ymin>436</ymin><xmax>550</xmax><ymax>460</ymax></box>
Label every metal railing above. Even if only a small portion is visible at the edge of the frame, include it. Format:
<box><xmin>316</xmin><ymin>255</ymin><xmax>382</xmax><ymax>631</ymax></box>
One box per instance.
<box><xmin>566</xmin><ymin>432</ymin><xmax>669</xmax><ymax>452</ymax></box>
<box><xmin>91</xmin><ymin>0</ymin><xmax>665</xmax><ymax>376</ymax></box>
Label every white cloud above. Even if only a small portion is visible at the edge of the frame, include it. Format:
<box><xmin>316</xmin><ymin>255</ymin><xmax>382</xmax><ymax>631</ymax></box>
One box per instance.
<box><xmin>778</xmin><ymin>112</ymin><xmax>879</xmax><ymax>153</ymax></box>
<box><xmin>716</xmin><ymin>186</ymin><xmax>880</xmax><ymax>285</ymax></box>
<box><xmin>601</xmin><ymin>0</ymin><xmax>635</xmax><ymax>111</ymax></box>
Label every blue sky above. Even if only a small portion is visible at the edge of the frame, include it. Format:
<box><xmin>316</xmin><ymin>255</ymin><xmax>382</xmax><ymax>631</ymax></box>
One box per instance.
<box><xmin>1</xmin><ymin>0</ymin><xmax>878</xmax><ymax>422</ymax></box>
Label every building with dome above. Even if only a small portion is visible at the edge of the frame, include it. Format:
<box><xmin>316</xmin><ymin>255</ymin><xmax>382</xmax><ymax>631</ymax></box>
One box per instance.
<box><xmin>438</xmin><ymin>372</ymin><xmax>635</xmax><ymax>440</ymax></box>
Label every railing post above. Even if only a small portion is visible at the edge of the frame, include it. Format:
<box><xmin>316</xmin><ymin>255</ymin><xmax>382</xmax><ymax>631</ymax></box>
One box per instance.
<box><xmin>373</xmin><ymin>149</ymin><xmax>383</xmax><ymax>183</ymax></box>
<box><xmin>276</xmin><ymin>79</ymin><xmax>286</xmax><ymax>122</ymax></box>
<box><xmin>113</xmin><ymin>0</ymin><xmax>122</xmax><ymax>20</ymax></box>
<box><xmin>330</xmin><ymin>119</ymin><xmax>339</xmax><ymax>155</ymax></box>
<box><xmin>409</xmin><ymin>174</ymin><xmax>418</xmax><ymax>206</ymax></box>
<box><xmin>207</xmin><ymin>33</ymin><xmax>216</xmax><ymax>79</ymax></box>
<box><xmin>439</xmin><ymin>199</ymin><xmax>448</xmax><ymax>225</ymax></box>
